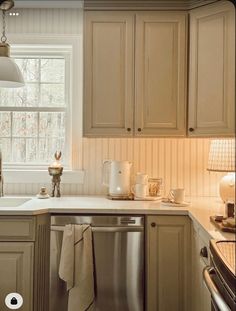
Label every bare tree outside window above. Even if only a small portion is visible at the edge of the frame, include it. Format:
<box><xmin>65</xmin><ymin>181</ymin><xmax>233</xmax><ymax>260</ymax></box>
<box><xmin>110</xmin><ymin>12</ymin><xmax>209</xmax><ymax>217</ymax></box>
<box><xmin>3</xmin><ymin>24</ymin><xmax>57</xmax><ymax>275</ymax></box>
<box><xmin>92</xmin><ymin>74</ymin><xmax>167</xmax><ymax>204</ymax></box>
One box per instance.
<box><xmin>0</xmin><ymin>57</ymin><xmax>67</xmax><ymax>164</ymax></box>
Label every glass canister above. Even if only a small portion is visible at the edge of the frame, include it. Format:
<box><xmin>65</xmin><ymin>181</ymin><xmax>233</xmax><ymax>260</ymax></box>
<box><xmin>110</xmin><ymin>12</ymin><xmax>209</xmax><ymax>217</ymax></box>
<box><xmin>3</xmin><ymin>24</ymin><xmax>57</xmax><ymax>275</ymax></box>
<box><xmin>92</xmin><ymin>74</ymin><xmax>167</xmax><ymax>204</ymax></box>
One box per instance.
<box><xmin>148</xmin><ymin>178</ymin><xmax>162</xmax><ymax>197</ymax></box>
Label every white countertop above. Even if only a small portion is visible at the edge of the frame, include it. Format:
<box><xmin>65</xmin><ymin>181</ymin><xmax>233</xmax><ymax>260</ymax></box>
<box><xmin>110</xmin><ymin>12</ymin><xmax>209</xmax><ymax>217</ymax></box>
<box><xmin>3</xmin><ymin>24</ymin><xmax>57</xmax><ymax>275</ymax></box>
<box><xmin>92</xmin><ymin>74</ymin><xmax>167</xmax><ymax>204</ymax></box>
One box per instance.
<box><xmin>0</xmin><ymin>195</ymin><xmax>234</xmax><ymax>240</ymax></box>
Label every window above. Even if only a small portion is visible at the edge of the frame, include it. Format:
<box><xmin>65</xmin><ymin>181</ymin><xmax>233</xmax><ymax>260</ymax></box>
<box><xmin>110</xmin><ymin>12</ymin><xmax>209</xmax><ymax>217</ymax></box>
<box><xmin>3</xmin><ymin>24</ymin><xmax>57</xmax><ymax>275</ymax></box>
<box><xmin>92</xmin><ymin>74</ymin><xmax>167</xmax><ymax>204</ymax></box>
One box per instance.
<box><xmin>0</xmin><ymin>49</ymin><xmax>70</xmax><ymax>168</ymax></box>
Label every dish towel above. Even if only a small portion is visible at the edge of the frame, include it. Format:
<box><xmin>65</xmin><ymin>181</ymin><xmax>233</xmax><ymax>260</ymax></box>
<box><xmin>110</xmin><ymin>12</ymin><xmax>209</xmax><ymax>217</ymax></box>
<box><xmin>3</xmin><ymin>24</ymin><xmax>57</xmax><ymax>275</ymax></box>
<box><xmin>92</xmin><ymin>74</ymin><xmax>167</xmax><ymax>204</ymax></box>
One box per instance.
<box><xmin>59</xmin><ymin>224</ymin><xmax>95</xmax><ymax>311</ymax></box>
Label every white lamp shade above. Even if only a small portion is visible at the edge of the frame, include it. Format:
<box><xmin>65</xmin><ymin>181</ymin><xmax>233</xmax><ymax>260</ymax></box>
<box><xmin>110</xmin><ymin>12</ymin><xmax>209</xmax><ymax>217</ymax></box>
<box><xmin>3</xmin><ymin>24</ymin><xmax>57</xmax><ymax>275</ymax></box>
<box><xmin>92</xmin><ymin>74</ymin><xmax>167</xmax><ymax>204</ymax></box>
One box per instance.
<box><xmin>207</xmin><ymin>139</ymin><xmax>235</xmax><ymax>172</ymax></box>
<box><xmin>207</xmin><ymin>139</ymin><xmax>235</xmax><ymax>202</ymax></box>
<box><xmin>0</xmin><ymin>56</ymin><xmax>25</xmax><ymax>88</ymax></box>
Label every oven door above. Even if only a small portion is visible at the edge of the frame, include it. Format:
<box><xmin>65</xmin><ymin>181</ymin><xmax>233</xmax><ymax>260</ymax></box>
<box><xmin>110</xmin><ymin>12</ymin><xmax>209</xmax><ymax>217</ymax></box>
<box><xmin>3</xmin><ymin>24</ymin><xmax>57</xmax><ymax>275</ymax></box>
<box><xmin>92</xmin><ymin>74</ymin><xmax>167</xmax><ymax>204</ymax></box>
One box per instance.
<box><xmin>203</xmin><ymin>267</ymin><xmax>231</xmax><ymax>311</ymax></box>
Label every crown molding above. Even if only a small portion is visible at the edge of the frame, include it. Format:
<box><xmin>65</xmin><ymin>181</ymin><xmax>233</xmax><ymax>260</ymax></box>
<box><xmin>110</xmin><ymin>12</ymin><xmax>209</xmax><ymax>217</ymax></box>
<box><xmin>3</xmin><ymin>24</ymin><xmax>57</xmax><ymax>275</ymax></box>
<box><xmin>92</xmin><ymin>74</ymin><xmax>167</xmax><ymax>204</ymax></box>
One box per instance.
<box><xmin>14</xmin><ymin>1</ymin><xmax>83</xmax><ymax>9</ymax></box>
<box><xmin>84</xmin><ymin>0</ymin><xmax>221</xmax><ymax>10</ymax></box>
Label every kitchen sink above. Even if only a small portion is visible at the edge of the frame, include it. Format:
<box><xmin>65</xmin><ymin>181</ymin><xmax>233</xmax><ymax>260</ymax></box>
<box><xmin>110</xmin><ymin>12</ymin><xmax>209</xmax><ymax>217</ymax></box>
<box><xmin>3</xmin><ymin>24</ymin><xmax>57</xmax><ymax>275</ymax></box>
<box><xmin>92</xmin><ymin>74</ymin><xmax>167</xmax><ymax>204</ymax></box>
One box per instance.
<box><xmin>0</xmin><ymin>197</ymin><xmax>31</xmax><ymax>208</ymax></box>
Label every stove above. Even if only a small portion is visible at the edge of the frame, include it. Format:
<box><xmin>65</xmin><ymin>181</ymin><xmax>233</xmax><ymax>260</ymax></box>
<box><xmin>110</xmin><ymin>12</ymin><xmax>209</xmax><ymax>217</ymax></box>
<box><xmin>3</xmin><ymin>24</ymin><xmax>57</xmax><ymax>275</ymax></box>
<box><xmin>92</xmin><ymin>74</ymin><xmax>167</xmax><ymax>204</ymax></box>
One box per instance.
<box><xmin>203</xmin><ymin>240</ymin><xmax>236</xmax><ymax>311</ymax></box>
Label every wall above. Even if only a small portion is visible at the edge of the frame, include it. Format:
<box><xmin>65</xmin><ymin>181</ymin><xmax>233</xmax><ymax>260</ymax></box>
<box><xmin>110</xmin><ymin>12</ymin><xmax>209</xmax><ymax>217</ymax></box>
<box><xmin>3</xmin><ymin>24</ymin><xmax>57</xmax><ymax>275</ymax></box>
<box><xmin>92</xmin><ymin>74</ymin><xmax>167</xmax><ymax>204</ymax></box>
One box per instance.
<box><xmin>81</xmin><ymin>137</ymin><xmax>223</xmax><ymax>197</ymax></box>
<box><xmin>5</xmin><ymin>137</ymin><xmax>223</xmax><ymax>197</ymax></box>
<box><xmin>2</xmin><ymin>8</ymin><xmax>223</xmax><ymax>197</ymax></box>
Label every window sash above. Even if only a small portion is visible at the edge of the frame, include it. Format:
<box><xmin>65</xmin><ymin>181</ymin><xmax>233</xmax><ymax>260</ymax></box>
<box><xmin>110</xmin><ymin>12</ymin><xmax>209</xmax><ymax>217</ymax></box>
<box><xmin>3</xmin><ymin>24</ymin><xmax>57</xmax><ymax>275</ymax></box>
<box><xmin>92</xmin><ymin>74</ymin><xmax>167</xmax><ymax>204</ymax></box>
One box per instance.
<box><xmin>0</xmin><ymin>48</ymin><xmax>72</xmax><ymax>169</ymax></box>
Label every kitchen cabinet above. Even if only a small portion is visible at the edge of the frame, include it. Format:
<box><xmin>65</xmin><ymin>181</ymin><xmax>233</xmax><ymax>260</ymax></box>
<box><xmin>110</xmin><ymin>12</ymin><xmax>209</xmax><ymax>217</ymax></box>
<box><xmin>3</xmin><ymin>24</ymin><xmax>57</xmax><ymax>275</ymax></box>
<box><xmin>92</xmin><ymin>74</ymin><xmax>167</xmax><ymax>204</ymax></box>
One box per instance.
<box><xmin>188</xmin><ymin>1</ymin><xmax>235</xmax><ymax>137</ymax></box>
<box><xmin>191</xmin><ymin>221</ymin><xmax>211</xmax><ymax>311</ymax></box>
<box><xmin>84</xmin><ymin>11</ymin><xmax>187</xmax><ymax>137</ymax></box>
<box><xmin>0</xmin><ymin>242</ymin><xmax>33</xmax><ymax>311</ymax></box>
<box><xmin>135</xmin><ymin>12</ymin><xmax>187</xmax><ymax>136</ymax></box>
<box><xmin>0</xmin><ymin>215</ymin><xmax>50</xmax><ymax>311</ymax></box>
<box><xmin>84</xmin><ymin>11</ymin><xmax>134</xmax><ymax>137</ymax></box>
<box><xmin>146</xmin><ymin>215</ymin><xmax>191</xmax><ymax>311</ymax></box>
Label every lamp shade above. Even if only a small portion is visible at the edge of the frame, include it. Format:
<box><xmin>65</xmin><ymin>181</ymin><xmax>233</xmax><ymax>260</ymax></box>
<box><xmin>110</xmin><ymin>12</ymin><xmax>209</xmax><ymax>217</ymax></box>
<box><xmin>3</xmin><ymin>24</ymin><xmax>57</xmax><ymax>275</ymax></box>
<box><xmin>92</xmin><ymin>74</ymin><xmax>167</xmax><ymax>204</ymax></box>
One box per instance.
<box><xmin>0</xmin><ymin>56</ymin><xmax>25</xmax><ymax>88</ymax></box>
<box><xmin>207</xmin><ymin>139</ymin><xmax>235</xmax><ymax>172</ymax></box>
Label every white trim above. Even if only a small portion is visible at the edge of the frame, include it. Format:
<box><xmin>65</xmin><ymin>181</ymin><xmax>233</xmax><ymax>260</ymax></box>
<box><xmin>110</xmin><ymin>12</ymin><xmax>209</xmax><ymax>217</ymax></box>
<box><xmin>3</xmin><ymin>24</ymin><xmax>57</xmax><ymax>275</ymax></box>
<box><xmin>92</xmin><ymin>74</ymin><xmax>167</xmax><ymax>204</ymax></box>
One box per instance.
<box><xmin>4</xmin><ymin>169</ymin><xmax>85</xmax><ymax>184</ymax></box>
<box><xmin>1</xmin><ymin>34</ymin><xmax>83</xmax><ymax>174</ymax></box>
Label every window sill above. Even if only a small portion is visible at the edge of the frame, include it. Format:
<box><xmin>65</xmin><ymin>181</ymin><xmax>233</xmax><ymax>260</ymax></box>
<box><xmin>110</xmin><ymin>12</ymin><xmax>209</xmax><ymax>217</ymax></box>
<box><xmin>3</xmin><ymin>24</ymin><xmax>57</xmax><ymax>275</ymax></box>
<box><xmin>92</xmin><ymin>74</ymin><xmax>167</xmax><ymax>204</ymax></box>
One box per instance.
<box><xmin>4</xmin><ymin>169</ymin><xmax>85</xmax><ymax>184</ymax></box>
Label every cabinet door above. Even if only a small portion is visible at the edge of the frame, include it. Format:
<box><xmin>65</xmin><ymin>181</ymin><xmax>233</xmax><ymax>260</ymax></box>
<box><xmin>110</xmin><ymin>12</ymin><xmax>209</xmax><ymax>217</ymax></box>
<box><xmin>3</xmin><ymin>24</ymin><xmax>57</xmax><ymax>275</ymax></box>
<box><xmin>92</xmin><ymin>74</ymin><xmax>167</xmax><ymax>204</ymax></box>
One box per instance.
<box><xmin>188</xmin><ymin>1</ymin><xmax>235</xmax><ymax>136</ymax></box>
<box><xmin>191</xmin><ymin>222</ymin><xmax>211</xmax><ymax>311</ymax></box>
<box><xmin>84</xmin><ymin>11</ymin><xmax>134</xmax><ymax>137</ymax></box>
<box><xmin>135</xmin><ymin>12</ymin><xmax>187</xmax><ymax>137</ymax></box>
<box><xmin>191</xmin><ymin>224</ymin><xmax>202</xmax><ymax>311</ymax></box>
<box><xmin>199</xmin><ymin>258</ymin><xmax>211</xmax><ymax>311</ymax></box>
<box><xmin>0</xmin><ymin>242</ymin><xmax>34</xmax><ymax>311</ymax></box>
<box><xmin>146</xmin><ymin>216</ymin><xmax>191</xmax><ymax>311</ymax></box>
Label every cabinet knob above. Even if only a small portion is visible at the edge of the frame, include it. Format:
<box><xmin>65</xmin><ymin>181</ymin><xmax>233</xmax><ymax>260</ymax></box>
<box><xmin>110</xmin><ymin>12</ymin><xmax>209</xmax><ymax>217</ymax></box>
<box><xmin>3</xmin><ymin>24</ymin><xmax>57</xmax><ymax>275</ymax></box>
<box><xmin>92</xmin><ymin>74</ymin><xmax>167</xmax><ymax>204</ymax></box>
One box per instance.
<box><xmin>151</xmin><ymin>222</ymin><xmax>156</xmax><ymax>228</ymax></box>
<box><xmin>189</xmin><ymin>127</ymin><xmax>194</xmax><ymax>132</ymax></box>
<box><xmin>127</xmin><ymin>128</ymin><xmax>131</xmax><ymax>132</ymax></box>
<box><xmin>200</xmin><ymin>246</ymin><xmax>208</xmax><ymax>258</ymax></box>
<box><xmin>137</xmin><ymin>128</ymin><xmax>142</xmax><ymax>132</ymax></box>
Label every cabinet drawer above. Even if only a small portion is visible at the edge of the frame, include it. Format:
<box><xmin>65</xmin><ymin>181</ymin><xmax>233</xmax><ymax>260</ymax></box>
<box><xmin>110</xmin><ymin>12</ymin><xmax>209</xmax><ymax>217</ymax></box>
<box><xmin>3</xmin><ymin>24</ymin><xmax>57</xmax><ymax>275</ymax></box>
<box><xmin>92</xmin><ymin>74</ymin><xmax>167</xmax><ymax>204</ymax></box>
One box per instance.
<box><xmin>0</xmin><ymin>217</ymin><xmax>35</xmax><ymax>241</ymax></box>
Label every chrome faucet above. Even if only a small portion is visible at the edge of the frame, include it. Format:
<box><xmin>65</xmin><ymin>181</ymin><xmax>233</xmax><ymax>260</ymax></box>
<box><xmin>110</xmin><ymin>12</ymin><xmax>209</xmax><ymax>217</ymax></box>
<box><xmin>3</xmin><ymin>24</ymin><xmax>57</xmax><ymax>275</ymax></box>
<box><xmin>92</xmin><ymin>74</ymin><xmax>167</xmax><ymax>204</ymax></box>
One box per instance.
<box><xmin>0</xmin><ymin>150</ymin><xmax>3</xmax><ymax>197</ymax></box>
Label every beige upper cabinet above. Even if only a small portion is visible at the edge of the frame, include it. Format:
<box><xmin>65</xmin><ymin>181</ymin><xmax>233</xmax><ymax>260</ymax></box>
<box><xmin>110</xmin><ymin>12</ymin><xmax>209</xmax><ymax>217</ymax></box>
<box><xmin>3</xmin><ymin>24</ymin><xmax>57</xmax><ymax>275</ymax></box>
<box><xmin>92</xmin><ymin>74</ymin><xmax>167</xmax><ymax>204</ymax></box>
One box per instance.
<box><xmin>84</xmin><ymin>11</ymin><xmax>187</xmax><ymax>137</ymax></box>
<box><xmin>84</xmin><ymin>11</ymin><xmax>134</xmax><ymax>137</ymax></box>
<box><xmin>146</xmin><ymin>216</ymin><xmax>191</xmax><ymax>311</ymax></box>
<box><xmin>135</xmin><ymin>12</ymin><xmax>187</xmax><ymax>136</ymax></box>
<box><xmin>188</xmin><ymin>1</ymin><xmax>235</xmax><ymax>137</ymax></box>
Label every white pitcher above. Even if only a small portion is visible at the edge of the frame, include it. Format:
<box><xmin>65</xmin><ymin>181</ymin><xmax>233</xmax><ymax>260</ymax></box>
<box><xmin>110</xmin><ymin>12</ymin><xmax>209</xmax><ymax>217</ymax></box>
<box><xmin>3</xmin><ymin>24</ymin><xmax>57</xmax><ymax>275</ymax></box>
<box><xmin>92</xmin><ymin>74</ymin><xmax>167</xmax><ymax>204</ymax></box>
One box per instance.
<box><xmin>102</xmin><ymin>160</ymin><xmax>132</xmax><ymax>197</ymax></box>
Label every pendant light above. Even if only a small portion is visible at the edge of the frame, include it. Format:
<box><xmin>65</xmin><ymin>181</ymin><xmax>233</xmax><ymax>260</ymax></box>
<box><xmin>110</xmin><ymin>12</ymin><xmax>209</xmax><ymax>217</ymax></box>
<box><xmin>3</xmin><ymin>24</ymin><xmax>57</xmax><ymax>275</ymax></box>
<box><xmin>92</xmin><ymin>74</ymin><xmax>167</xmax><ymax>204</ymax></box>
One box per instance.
<box><xmin>0</xmin><ymin>0</ymin><xmax>24</xmax><ymax>88</ymax></box>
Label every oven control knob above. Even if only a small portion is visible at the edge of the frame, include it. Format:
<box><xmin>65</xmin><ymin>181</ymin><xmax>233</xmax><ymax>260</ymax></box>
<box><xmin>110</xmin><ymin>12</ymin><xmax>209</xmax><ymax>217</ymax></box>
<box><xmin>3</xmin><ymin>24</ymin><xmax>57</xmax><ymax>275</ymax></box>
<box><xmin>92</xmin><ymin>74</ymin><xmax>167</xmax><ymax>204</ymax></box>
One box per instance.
<box><xmin>200</xmin><ymin>246</ymin><xmax>208</xmax><ymax>258</ymax></box>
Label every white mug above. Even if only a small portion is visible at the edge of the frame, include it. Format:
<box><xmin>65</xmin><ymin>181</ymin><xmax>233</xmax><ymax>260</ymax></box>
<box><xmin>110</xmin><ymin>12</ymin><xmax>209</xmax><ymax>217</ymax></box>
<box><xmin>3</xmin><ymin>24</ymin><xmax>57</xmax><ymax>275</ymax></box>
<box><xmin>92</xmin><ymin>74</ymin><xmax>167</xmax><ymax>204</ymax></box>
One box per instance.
<box><xmin>169</xmin><ymin>188</ymin><xmax>185</xmax><ymax>204</ymax></box>
<box><xmin>135</xmin><ymin>173</ymin><xmax>149</xmax><ymax>185</ymax></box>
<box><xmin>132</xmin><ymin>184</ymin><xmax>148</xmax><ymax>198</ymax></box>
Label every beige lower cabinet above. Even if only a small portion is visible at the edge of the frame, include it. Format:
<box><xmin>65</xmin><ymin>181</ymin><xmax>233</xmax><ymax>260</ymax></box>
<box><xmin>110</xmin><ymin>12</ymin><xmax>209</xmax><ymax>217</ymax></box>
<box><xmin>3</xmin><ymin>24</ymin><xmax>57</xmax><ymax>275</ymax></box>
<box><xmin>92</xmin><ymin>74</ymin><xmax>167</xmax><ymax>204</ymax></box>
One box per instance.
<box><xmin>0</xmin><ymin>242</ymin><xmax>33</xmax><ymax>311</ymax></box>
<box><xmin>146</xmin><ymin>215</ymin><xmax>191</xmax><ymax>311</ymax></box>
<box><xmin>0</xmin><ymin>215</ymin><xmax>50</xmax><ymax>311</ymax></box>
<box><xmin>191</xmin><ymin>221</ymin><xmax>211</xmax><ymax>311</ymax></box>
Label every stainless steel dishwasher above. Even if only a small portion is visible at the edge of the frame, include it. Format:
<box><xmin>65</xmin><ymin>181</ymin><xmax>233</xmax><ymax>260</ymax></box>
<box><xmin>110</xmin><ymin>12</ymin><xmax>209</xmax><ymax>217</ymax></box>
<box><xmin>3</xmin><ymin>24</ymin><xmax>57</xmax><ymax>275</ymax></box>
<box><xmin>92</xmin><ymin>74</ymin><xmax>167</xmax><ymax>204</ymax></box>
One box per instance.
<box><xmin>50</xmin><ymin>215</ymin><xmax>144</xmax><ymax>311</ymax></box>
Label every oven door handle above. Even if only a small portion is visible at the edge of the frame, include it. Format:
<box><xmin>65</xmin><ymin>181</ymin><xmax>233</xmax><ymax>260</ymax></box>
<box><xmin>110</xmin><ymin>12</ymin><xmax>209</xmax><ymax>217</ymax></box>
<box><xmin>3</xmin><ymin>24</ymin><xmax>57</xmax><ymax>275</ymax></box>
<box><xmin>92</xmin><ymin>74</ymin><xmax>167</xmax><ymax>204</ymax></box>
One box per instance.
<box><xmin>203</xmin><ymin>266</ymin><xmax>231</xmax><ymax>311</ymax></box>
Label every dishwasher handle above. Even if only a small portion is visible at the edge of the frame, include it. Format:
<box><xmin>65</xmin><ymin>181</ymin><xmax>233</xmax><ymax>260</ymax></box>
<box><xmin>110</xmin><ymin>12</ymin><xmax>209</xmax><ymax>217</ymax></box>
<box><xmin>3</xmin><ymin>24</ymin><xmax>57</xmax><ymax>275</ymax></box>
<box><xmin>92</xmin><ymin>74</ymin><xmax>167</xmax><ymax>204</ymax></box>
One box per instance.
<box><xmin>51</xmin><ymin>225</ymin><xmax>143</xmax><ymax>233</ymax></box>
<box><xmin>203</xmin><ymin>266</ymin><xmax>231</xmax><ymax>311</ymax></box>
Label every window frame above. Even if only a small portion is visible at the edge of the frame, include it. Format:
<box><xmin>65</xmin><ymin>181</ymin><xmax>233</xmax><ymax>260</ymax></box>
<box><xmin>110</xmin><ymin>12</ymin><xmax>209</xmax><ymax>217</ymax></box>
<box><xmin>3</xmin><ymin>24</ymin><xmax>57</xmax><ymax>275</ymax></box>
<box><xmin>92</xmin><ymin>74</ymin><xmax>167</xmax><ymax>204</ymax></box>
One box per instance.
<box><xmin>0</xmin><ymin>35</ymin><xmax>84</xmax><ymax>184</ymax></box>
<box><xmin>1</xmin><ymin>49</ymin><xmax>71</xmax><ymax>169</ymax></box>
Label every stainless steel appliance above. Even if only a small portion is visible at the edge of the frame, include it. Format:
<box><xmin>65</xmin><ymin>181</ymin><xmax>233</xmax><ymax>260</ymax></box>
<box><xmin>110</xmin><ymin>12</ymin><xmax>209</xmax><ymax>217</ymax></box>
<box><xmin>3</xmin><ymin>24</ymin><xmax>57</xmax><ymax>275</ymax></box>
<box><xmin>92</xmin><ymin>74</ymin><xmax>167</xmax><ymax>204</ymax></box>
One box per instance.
<box><xmin>203</xmin><ymin>240</ymin><xmax>236</xmax><ymax>311</ymax></box>
<box><xmin>50</xmin><ymin>215</ymin><xmax>144</xmax><ymax>311</ymax></box>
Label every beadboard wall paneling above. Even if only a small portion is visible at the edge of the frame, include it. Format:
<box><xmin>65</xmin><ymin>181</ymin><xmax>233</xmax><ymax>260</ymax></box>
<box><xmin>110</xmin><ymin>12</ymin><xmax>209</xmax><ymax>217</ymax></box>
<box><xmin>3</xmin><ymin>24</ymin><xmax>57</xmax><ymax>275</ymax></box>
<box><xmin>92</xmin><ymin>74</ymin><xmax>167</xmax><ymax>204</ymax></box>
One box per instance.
<box><xmin>5</xmin><ymin>138</ymin><xmax>224</xmax><ymax>197</ymax></box>
<box><xmin>2</xmin><ymin>9</ymin><xmax>83</xmax><ymax>35</ymax></box>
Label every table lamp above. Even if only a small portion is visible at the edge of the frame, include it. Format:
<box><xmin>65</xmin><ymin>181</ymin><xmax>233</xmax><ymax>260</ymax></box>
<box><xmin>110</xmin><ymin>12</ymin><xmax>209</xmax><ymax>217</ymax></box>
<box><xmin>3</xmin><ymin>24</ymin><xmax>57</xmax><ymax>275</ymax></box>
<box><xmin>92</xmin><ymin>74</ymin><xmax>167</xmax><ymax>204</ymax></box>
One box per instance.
<box><xmin>207</xmin><ymin>139</ymin><xmax>235</xmax><ymax>202</ymax></box>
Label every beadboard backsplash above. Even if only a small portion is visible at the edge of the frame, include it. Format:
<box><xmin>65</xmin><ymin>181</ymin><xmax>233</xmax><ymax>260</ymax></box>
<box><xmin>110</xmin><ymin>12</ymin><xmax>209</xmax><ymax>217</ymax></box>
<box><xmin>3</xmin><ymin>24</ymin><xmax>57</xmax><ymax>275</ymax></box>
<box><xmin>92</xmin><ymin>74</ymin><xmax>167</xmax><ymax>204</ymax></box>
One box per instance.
<box><xmin>5</xmin><ymin>138</ymin><xmax>223</xmax><ymax>197</ymax></box>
